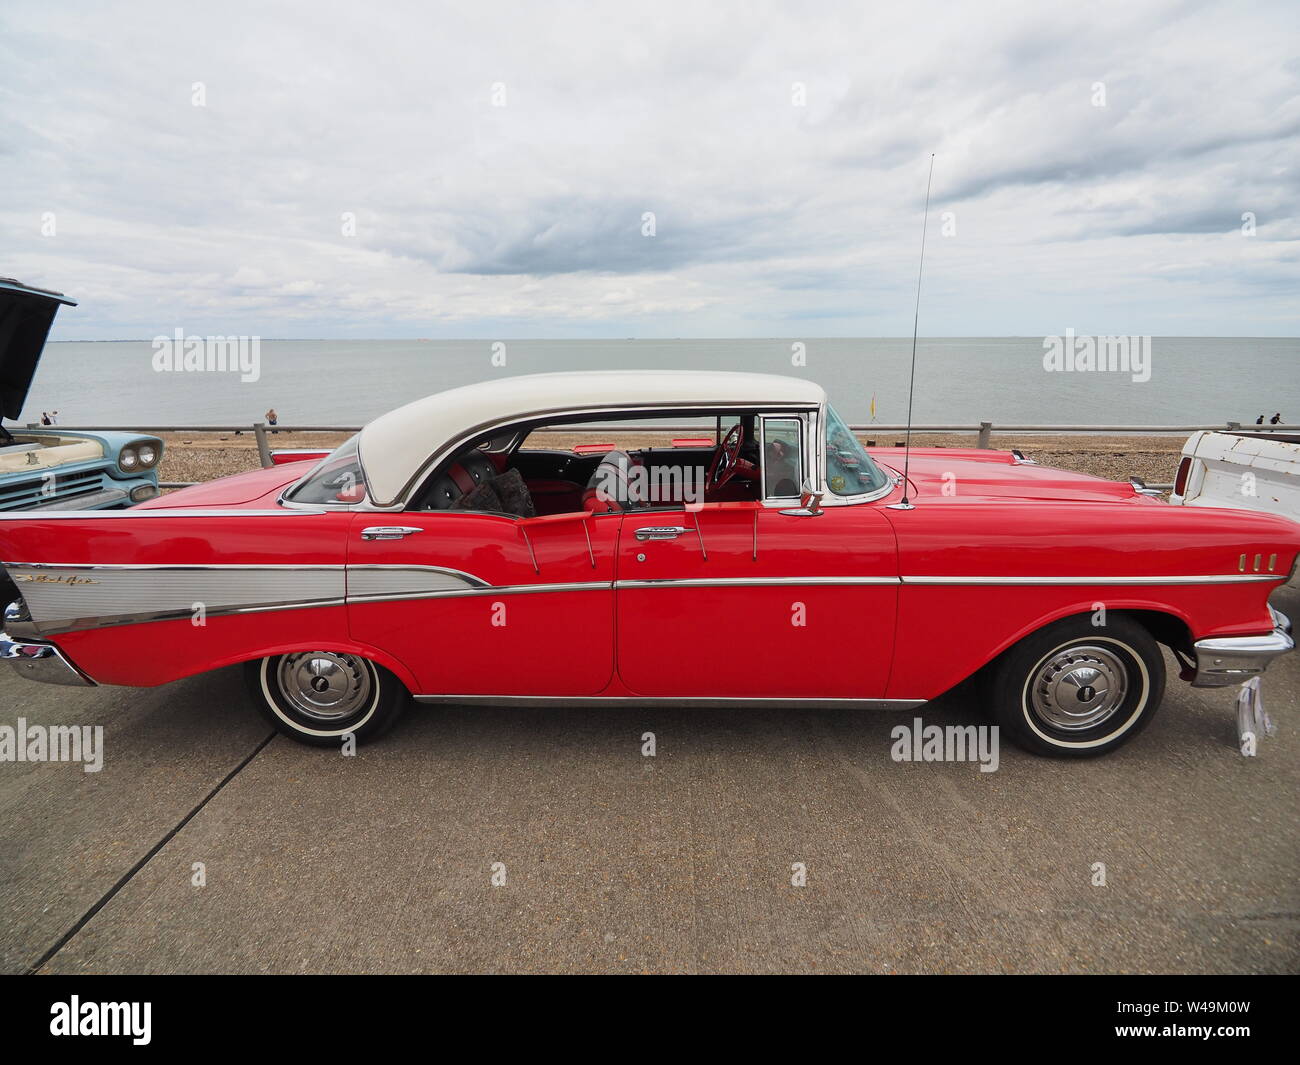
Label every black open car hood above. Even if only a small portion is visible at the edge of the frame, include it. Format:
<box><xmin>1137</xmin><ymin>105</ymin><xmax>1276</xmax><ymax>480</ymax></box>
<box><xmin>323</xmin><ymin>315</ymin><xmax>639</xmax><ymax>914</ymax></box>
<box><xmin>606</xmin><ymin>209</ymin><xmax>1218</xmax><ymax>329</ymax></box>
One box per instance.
<box><xmin>0</xmin><ymin>278</ymin><xmax>77</xmax><ymax>421</ymax></box>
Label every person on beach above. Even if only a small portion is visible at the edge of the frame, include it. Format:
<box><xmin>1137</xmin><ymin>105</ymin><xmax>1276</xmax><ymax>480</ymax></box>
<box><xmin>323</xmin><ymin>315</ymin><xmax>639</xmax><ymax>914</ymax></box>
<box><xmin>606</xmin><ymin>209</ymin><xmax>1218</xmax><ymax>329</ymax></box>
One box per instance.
<box><xmin>50</xmin><ymin>410</ymin><xmax>58</xmax><ymax>425</ymax></box>
<box><xmin>1270</xmin><ymin>412</ymin><xmax>1282</xmax><ymax>425</ymax></box>
<box><xmin>40</xmin><ymin>412</ymin><xmax>51</xmax><ymax>425</ymax></box>
<box><xmin>265</xmin><ymin>407</ymin><xmax>278</xmax><ymax>434</ymax></box>
<box><xmin>1256</xmin><ymin>414</ymin><xmax>1265</xmax><ymax>424</ymax></box>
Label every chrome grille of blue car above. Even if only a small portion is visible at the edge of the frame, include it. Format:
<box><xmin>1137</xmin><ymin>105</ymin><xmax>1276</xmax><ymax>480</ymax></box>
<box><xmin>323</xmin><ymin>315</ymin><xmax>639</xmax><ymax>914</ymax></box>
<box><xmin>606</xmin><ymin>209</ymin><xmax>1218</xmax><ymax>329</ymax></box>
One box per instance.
<box><xmin>0</xmin><ymin>468</ymin><xmax>106</xmax><ymax>510</ymax></box>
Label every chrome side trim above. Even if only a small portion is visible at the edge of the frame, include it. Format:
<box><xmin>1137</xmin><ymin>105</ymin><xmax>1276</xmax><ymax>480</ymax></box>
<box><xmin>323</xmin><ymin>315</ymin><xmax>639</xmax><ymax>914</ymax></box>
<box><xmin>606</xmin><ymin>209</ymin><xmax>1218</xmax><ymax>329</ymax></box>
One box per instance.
<box><xmin>23</xmin><ymin>599</ymin><xmax>348</xmax><ymax>637</ymax></box>
<box><xmin>414</xmin><ymin>694</ymin><xmax>926</xmax><ymax>710</ymax></box>
<box><xmin>347</xmin><ymin>564</ymin><xmax>490</xmax><ymax>599</ymax></box>
<box><xmin>901</xmin><ymin>574</ymin><xmax>1285</xmax><ymax>586</ymax></box>
<box><xmin>6</xmin><ymin>558</ymin><xmax>1286</xmax><ymax>637</ymax></box>
<box><xmin>348</xmin><ymin>580</ymin><xmax>609</xmax><ymax>604</ymax></box>
<box><xmin>4</xmin><ymin>562</ymin><xmax>346</xmax><ymax>571</ymax></box>
<box><xmin>617</xmin><ymin>576</ymin><xmax>900</xmax><ymax>588</ymax></box>
<box><xmin>5</xmin><ymin>563</ymin><xmax>347</xmax><ymax>636</ymax></box>
<box><xmin>1191</xmin><ymin>610</ymin><xmax>1294</xmax><ymax>687</ymax></box>
<box><xmin>0</xmin><ymin>509</ymin><xmax>327</xmax><ymax>520</ymax></box>
<box><xmin>1</xmin><ymin>631</ymin><xmax>96</xmax><ymax>686</ymax></box>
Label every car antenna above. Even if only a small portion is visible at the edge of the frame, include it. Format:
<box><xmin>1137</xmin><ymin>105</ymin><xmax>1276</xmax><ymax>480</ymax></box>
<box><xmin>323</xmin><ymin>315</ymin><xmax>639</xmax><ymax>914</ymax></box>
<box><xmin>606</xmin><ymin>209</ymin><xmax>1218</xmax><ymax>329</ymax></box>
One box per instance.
<box><xmin>889</xmin><ymin>153</ymin><xmax>935</xmax><ymax>512</ymax></box>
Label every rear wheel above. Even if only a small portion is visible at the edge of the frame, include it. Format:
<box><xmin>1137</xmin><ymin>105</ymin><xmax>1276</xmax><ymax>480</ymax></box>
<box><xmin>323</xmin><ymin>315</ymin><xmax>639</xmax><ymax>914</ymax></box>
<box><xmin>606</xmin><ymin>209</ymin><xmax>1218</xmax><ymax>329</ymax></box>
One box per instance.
<box><xmin>984</xmin><ymin>616</ymin><xmax>1165</xmax><ymax>757</ymax></box>
<box><xmin>244</xmin><ymin>651</ymin><xmax>406</xmax><ymax>746</ymax></box>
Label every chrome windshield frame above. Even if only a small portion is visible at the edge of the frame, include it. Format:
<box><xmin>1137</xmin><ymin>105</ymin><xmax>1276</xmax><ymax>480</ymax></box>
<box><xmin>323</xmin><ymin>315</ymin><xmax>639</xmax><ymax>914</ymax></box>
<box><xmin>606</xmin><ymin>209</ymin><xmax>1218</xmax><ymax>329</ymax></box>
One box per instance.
<box><xmin>815</xmin><ymin>403</ymin><xmax>897</xmax><ymax>507</ymax></box>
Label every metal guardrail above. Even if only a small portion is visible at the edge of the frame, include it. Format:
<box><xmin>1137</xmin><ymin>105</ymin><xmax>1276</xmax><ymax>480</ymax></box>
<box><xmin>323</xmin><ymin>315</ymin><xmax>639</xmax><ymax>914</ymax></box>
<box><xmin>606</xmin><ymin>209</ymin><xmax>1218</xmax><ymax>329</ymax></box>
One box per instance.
<box><xmin>31</xmin><ymin>420</ymin><xmax>1297</xmax><ymax>491</ymax></box>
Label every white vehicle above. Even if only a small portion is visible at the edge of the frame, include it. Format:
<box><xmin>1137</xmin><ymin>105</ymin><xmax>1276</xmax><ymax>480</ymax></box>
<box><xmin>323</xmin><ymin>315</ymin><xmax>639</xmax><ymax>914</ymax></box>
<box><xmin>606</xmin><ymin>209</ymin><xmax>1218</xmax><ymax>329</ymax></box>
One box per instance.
<box><xmin>1171</xmin><ymin>430</ymin><xmax>1300</xmax><ymax>523</ymax></box>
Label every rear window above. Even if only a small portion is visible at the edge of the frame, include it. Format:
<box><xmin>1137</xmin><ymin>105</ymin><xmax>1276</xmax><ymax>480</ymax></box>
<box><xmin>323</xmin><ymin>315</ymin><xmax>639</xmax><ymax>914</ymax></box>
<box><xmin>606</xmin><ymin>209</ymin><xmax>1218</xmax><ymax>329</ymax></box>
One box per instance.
<box><xmin>285</xmin><ymin>436</ymin><xmax>366</xmax><ymax>504</ymax></box>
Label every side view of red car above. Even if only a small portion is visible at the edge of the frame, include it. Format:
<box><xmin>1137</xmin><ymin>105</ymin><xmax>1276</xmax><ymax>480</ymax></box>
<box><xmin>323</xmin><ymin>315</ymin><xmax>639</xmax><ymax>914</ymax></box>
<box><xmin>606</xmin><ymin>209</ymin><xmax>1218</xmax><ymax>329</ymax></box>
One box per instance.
<box><xmin>2</xmin><ymin>370</ymin><xmax>1295</xmax><ymax>755</ymax></box>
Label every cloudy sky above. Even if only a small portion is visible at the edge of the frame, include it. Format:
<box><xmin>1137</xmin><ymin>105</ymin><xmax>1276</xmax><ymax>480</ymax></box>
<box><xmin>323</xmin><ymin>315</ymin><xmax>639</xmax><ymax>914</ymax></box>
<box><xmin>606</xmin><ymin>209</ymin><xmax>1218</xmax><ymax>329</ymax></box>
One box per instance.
<box><xmin>2</xmin><ymin>0</ymin><xmax>1297</xmax><ymax>339</ymax></box>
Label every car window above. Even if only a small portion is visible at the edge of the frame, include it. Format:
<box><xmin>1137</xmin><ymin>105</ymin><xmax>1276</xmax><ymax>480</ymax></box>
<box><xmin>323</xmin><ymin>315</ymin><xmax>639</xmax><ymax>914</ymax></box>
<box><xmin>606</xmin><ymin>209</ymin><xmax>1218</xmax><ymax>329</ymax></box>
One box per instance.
<box><xmin>285</xmin><ymin>435</ymin><xmax>366</xmax><ymax>504</ymax></box>
<box><xmin>762</xmin><ymin>417</ymin><xmax>803</xmax><ymax>499</ymax></box>
<box><xmin>824</xmin><ymin>405</ymin><xmax>888</xmax><ymax>497</ymax></box>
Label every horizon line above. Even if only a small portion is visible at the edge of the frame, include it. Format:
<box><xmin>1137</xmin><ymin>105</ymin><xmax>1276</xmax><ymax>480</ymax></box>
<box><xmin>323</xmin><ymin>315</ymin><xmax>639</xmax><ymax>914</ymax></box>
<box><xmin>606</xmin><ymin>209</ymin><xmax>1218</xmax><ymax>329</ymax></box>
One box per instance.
<box><xmin>49</xmin><ymin>334</ymin><xmax>1300</xmax><ymax>343</ymax></box>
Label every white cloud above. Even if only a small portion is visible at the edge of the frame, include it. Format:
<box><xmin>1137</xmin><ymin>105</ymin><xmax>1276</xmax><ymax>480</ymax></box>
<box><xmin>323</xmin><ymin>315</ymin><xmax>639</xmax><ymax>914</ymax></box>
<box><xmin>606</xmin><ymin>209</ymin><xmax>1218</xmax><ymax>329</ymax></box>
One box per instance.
<box><xmin>1</xmin><ymin>0</ymin><xmax>1297</xmax><ymax>337</ymax></box>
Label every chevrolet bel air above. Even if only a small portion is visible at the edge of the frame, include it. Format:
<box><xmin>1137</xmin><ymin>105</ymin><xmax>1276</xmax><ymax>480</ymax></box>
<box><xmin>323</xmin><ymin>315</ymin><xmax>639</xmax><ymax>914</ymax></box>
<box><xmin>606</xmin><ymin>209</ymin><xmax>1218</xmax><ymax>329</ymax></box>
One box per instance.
<box><xmin>1</xmin><ymin>371</ymin><xmax>1296</xmax><ymax>755</ymax></box>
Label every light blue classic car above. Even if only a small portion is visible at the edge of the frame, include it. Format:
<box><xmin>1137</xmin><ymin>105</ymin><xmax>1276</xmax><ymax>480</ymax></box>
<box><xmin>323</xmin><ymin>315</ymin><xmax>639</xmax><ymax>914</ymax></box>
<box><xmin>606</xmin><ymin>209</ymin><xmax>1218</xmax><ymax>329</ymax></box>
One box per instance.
<box><xmin>0</xmin><ymin>278</ymin><xmax>163</xmax><ymax>512</ymax></box>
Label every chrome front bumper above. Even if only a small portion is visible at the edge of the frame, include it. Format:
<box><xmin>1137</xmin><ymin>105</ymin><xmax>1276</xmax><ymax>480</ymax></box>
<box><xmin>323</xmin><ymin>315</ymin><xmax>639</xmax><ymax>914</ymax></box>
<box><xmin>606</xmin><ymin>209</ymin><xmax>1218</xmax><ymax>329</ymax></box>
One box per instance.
<box><xmin>1191</xmin><ymin>608</ymin><xmax>1293</xmax><ymax>688</ymax></box>
<box><xmin>0</xmin><ymin>631</ymin><xmax>96</xmax><ymax>686</ymax></box>
<box><xmin>27</xmin><ymin>487</ymin><xmax>129</xmax><ymax>511</ymax></box>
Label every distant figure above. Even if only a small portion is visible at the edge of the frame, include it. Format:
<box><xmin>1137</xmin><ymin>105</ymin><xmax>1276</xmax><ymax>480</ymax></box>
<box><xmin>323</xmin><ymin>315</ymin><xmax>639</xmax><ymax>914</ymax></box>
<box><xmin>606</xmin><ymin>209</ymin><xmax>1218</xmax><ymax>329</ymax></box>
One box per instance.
<box><xmin>50</xmin><ymin>410</ymin><xmax>58</xmax><ymax>425</ymax></box>
<box><xmin>265</xmin><ymin>407</ymin><xmax>279</xmax><ymax>435</ymax></box>
<box><xmin>40</xmin><ymin>412</ymin><xmax>51</xmax><ymax>426</ymax></box>
<box><xmin>1270</xmin><ymin>412</ymin><xmax>1283</xmax><ymax>425</ymax></box>
<box><xmin>1256</xmin><ymin>414</ymin><xmax>1266</xmax><ymax>425</ymax></box>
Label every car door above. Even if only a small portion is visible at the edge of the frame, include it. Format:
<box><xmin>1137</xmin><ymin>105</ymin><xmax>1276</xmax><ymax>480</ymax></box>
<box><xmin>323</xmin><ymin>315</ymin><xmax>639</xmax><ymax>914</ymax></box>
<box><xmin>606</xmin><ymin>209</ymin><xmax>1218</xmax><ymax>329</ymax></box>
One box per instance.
<box><xmin>614</xmin><ymin>415</ymin><xmax>899</xmax><ymax>699</ymax></box>
<box><xmin>347</xmin><ymin>509</ymin><xmax>618</xmax><ymax>697</ymax></box>
<box><xmin>615</xmin><ymin>503</ymin><xmax>898</xmax><ymax>699</ymax></box>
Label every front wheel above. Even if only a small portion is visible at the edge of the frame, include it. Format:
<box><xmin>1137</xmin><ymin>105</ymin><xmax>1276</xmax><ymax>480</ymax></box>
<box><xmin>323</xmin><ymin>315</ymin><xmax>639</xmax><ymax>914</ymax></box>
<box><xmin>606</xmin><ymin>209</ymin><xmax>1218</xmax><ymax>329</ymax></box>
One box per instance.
<box><xmin>244</xmin><ymin>652</ymin><xmax>407</xmax><ymax>746</ymax></box>
<box><xmin>983</xmin><ymin>616</ymin><xmax>1165</xmax><ymax>757</ymax></box>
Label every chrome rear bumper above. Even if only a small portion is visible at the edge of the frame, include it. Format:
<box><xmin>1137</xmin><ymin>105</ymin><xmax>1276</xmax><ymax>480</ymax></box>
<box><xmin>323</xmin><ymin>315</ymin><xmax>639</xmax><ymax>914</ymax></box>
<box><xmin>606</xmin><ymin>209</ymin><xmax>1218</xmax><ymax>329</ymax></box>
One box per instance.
<box><xmin>1191</xmin><ymin>609</ymin><xmax>1293</xmax><ymax>687</ymax></box>
<box><xmin>0</xmin><ymin>631</ymin><xmax>96</xmax><ymax>686</ymax></box>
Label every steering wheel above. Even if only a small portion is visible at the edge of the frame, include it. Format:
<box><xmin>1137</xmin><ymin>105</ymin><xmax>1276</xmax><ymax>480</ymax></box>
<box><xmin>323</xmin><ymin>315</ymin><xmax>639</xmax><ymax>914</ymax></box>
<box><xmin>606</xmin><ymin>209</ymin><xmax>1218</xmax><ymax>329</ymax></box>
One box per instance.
<box><xmin>705</xmin><ymin>422</ymin><xmax>754</xmax><ymax>495</ymax></box>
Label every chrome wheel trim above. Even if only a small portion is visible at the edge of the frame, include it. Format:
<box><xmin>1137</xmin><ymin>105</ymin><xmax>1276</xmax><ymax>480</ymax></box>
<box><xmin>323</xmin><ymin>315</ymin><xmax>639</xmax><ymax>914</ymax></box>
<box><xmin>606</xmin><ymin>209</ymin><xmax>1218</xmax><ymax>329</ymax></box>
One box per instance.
<box><xmin>1019</xmin><ymin>631</ymin><xmax>1154</xmax><ymax>749</ymax></box>
<box><xmin>275</xmin><ymin>651</ymin><xmax>373</xmax><ymax>722</ymax></box>
<box><xmin>1029</xmin><ymin>644</ymin><xmax>1128</xmax><ymax>731</ymax></box>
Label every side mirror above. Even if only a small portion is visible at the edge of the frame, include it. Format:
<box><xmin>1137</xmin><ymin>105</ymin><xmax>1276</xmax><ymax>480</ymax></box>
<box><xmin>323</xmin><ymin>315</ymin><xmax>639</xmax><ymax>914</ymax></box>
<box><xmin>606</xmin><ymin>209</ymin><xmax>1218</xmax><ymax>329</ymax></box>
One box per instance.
<box><xmin>780</xmin><ymin>479</ymin><xmax>824</xmax><ymax>517</ymax></box>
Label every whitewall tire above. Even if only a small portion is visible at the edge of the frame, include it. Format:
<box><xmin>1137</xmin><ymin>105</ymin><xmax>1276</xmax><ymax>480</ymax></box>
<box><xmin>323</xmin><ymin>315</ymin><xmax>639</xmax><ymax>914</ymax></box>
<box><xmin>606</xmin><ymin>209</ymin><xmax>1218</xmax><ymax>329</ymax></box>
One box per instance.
<box><xmin>984</xmin><ymin>616</ymin><xmax>1165</xmax><ymax>757</ymax></box>
<box><xmin>244</xmin><ymin>652</ymin><xmax>407</xmax><ymax>746</ymax></box>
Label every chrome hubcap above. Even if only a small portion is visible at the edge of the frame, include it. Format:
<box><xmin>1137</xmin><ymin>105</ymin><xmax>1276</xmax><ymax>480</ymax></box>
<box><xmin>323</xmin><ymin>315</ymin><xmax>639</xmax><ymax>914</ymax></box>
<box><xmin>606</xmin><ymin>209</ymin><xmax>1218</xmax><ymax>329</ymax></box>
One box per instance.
<box><xmin>276</xmin><ymin>652</ymin><xmax>372</xmax><ymax>722</ymax></box>
<box><xmin>1029</xmin><ymin>645</ymin><xmax>1128</xmax><ymax>730</ymax></box>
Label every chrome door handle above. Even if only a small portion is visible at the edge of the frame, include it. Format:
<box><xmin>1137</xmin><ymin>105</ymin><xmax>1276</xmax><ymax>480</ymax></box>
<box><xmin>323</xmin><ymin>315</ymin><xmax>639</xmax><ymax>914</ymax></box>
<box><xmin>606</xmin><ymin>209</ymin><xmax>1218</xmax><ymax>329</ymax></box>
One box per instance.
<box><xmin>361</xmin><ymin>526</ymin><xmax>424</xmax><ymax>541</ymax></box>
<box><xmin>635</xmin><ymin>526</ymin><xmax>687</xmax><ymax>541</ymax></box>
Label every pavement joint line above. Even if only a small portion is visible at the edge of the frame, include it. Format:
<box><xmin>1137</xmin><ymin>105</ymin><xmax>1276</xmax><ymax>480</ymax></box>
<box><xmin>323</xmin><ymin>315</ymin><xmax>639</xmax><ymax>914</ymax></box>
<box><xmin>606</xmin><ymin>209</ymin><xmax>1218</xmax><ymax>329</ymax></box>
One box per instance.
<box><xmin>25</xmin><ymin>729</ymin><xmax>277</xmax><ymax>975</ymax></box>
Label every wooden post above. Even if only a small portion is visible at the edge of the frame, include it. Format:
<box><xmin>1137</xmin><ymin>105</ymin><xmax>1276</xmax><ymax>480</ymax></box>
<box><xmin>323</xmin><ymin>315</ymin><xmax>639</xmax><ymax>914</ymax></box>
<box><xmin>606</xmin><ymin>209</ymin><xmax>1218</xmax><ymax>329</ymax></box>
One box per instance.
<box><xmin>977</xmin><ymin>421</ymin><xmax>992</xmax><ymax>449</ymax></box>
<box><xmin>253</xmin><ymin>423</ymin><xmax>272</xmax><ymax>468</ymax></box>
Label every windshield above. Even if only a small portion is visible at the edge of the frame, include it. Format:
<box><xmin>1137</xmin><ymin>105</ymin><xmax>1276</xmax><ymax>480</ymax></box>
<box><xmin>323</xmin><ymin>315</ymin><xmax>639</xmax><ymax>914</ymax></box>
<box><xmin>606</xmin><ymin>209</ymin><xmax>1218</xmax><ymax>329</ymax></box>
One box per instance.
<box><xmin>824</xmin><ymin>405</ymin><xmax>889</xmax><ymax>497</ymax></box>
<box><xmin>285</xmin><ymin>435</ymin><xmax>366</xmax><ymax>505</ymax></box>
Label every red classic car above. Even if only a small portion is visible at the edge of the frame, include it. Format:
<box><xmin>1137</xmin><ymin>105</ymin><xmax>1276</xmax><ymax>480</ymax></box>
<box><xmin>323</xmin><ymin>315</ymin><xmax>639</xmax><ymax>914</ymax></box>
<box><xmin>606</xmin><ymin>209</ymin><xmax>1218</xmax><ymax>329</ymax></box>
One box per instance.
<box><xmin>1</xmin><ymin>371</ymin><xmax>1295</xmax><ymax>755</ymax></box>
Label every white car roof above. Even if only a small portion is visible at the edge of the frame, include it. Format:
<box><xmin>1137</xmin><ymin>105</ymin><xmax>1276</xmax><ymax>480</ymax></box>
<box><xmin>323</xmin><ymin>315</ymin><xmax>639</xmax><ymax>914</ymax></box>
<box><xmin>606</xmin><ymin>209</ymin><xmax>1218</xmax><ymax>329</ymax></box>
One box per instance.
<box><xmin>359</xmin><ymin>370</ymin><xmax>826</xmax><ymax>506</ymax></box>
